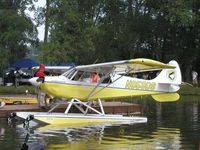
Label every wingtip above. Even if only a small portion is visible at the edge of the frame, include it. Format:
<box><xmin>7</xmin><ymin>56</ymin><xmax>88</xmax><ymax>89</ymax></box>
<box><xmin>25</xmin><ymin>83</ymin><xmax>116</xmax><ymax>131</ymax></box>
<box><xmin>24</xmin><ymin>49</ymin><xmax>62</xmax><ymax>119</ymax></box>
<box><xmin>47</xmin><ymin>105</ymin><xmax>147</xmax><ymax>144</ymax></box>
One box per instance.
<box><xmin>129</xmin><ymin>58</ymin><xmax>176</xmax><ymax>69</ymax></box>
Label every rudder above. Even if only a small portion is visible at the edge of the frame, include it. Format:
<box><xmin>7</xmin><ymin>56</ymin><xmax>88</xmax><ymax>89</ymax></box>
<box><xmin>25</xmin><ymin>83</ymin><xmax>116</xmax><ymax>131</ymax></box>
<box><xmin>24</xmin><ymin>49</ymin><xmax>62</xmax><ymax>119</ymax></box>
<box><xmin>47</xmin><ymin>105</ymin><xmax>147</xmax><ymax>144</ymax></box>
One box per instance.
<box><xmin>153</xmin><ymin>60</ymin><xmax>182</xmax><ymax>85</ymax></box>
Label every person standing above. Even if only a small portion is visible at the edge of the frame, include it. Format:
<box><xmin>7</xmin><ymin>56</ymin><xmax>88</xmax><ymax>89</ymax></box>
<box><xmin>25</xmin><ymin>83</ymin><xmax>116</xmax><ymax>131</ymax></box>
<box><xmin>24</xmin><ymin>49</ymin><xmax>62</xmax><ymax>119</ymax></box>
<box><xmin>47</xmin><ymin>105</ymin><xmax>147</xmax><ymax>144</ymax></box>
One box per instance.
<box><xmin>35</xmin><ymin>64</ymin><xmax>48</xmax><ymax>108</ymax></box>
<box><xmin>192</xmin><ymin>70</ymin><xmax>198</xmax><ymax>87</ymax></box>
<box><xmin>35</xmin><ymin>64</ymin><xmax>46</xmax><ymax>78</ymax></box>
<box><xmin>0</xmin><ymin>101</ymin><xmax>5</xmax><ymax>109</ymax></box>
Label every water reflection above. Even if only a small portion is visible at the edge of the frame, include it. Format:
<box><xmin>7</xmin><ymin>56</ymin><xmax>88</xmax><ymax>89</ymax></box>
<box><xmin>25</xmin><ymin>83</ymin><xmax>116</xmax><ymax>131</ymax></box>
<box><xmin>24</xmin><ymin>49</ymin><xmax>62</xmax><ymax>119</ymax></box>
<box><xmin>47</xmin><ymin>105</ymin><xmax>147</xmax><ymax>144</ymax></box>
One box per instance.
<box><xmin>0</xmin><ymin>95</ymin><xmax>200</xmax><ymax>150</ymax></box>
<box><xmin>39</xmin><ymin>125</ymin><xmax>181</xmax><ymax>150</ymax></box>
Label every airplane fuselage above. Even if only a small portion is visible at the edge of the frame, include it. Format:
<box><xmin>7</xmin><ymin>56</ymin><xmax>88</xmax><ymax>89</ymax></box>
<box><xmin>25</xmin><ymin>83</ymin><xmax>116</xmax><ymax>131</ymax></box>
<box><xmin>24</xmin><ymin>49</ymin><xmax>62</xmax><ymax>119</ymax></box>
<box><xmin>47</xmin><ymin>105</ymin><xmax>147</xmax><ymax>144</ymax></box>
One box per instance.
<box><xmin>38</xmin><ymin>75</ymin><xmax>163</xmax><ymax>100</ymax></box>
<box><xmin>29</xmin><ymin>59</ymin><xmax>181</xmax><ymax>101</ymax></box>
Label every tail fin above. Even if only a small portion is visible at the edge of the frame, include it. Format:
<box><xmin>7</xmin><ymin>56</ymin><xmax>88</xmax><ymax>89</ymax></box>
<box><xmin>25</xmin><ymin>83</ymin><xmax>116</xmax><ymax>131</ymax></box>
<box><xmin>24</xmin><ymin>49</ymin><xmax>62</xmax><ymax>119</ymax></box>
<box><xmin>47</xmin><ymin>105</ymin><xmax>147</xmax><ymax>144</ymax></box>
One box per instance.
<box><xmin>153</xmin><ymin>60</ymin><xmax>182</xmax><ymax>91</ymax></box>
<box><xmin>151</xmin><ymin>60</ymin><xmax>182</xmax><ymax>102</ymax></box>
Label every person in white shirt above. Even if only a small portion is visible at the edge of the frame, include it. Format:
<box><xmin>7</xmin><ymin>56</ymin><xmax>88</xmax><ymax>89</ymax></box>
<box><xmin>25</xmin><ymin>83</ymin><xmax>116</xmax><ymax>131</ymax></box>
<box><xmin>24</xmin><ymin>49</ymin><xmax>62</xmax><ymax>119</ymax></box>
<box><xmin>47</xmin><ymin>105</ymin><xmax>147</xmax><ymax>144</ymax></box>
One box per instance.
<box><xmin>192</xmin><ymin>71</ymin><xmax>198</xmax><ymax>87</ymax></box>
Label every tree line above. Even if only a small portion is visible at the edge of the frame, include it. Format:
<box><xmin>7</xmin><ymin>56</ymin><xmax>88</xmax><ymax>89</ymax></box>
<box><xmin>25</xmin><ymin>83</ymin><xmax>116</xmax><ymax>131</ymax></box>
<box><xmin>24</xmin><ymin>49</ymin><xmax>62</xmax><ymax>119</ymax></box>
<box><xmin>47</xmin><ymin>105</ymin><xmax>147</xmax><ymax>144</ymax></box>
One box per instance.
<box><xmin>0</xmin><ymin>0</ymin><xmax>200</xmax><ymax>81</ymax></box>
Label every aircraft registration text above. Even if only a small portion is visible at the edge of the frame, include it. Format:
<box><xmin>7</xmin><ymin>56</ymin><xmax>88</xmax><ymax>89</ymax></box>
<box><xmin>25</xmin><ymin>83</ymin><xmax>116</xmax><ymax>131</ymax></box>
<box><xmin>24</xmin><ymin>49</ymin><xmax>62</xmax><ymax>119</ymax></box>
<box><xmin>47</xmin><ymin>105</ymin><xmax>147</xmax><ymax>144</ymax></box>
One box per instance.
<box><xmin>125</xmin><ymin>80</ymin><xmax>156</xmax><ymax>90</ymax></box>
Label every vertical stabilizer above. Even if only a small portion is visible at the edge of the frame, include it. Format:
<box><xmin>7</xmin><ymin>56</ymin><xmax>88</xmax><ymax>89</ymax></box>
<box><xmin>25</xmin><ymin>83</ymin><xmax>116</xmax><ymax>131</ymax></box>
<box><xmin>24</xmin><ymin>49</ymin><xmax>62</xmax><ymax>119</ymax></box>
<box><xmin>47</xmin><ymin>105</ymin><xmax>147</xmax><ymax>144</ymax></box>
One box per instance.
<box><xmin>151</xmin><ymin>60</ymin><xmax>182</xmax><ymax>101</ymax></box>
<box><xmin>152</xmin><ymin>60</ymin><xmax>182</xmax><ymax>92</ymax></box>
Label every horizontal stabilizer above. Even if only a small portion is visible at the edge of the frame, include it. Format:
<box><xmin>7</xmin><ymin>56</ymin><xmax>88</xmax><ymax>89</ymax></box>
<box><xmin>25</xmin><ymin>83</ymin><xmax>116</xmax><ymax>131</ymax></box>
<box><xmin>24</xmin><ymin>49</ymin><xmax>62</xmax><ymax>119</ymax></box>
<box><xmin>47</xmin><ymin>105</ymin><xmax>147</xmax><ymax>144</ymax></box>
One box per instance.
<box><xmin>151</xmin><ymin>93</ymin><xmax>180</xmax><ymax>102</ymax></box>
<box><xmin>181</xmin><ymin>82</ymin><xmax>193</xmax><ymax>87</ymax></box>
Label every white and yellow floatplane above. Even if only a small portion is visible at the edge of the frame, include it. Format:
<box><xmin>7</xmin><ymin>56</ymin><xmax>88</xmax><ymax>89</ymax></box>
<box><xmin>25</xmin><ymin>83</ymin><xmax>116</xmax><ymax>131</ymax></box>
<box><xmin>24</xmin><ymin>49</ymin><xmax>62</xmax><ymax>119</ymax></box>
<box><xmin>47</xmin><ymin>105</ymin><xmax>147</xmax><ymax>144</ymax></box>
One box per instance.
<box><xmin>11</xmin><ymin>58</ymin><xmax>182</xmax><ymax>126</ymax></box>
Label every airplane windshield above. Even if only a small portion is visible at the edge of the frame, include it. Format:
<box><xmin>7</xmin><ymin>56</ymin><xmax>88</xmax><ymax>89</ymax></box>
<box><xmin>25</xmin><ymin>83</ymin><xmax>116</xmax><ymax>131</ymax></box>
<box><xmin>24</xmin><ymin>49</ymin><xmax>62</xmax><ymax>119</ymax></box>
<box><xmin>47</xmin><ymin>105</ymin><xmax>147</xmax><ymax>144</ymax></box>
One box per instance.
<box><xmin>61</xmin><ymin>68</ymin><xmax>76</xmax><ymax>79</ymax></box>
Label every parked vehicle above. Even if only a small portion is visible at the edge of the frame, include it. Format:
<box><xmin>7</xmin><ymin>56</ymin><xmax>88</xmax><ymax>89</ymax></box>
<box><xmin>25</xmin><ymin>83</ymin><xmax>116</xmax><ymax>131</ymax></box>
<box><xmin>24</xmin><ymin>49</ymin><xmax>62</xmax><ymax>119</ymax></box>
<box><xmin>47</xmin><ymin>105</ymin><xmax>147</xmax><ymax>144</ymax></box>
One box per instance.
<box><xmin>4</xmin><ymin>68</ymin><xmax>36</xmax><ymax>86</ymax></box>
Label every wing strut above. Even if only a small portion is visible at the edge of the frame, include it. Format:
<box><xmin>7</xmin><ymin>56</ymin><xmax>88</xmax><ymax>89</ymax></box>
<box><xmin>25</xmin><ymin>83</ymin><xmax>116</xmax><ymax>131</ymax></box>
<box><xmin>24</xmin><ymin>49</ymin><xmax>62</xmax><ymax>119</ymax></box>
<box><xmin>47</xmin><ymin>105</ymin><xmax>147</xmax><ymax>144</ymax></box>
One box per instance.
<box><xmin>64</xmin><ymin>98</ymin><xmax>105</xmax><ymax>115</ymax></box>
<box><xmin>85</xmin><ymin>74</ymin><xmax>111</xmax><ymax>100</ymax></box>
<box><xmin>86</xmin><ymin>70</ymin><xmax>140</xmax><ymax>100</ymax></box>
<box><xmin>85</xmin><ymin>67</ymin><xmax>140</xmax><ymax>100</ymax></box>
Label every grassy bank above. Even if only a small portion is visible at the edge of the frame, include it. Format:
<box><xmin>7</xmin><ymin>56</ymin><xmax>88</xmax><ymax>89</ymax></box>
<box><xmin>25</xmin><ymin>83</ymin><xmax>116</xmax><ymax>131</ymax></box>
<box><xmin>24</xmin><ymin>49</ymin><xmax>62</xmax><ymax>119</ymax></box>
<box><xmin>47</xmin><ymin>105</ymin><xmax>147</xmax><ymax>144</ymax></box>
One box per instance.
<box><xmin>178</xmin><ymin>86</ymin><xmax>200</xmax><ymax>95</ymax></box>
<box><xmin>0</xmin><ymin>85</ymin><xmax>35</xmax><ymax>95</ymax></box>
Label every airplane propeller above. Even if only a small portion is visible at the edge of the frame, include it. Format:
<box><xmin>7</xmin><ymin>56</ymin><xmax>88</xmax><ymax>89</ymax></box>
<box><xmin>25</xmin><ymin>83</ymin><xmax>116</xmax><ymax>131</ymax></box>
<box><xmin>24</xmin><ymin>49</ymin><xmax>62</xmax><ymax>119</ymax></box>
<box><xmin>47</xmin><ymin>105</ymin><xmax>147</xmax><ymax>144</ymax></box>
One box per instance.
<box><xmin>36</xmin><ymin>77</ymin><xmax>45</xmax><ymax>83</ymax></box>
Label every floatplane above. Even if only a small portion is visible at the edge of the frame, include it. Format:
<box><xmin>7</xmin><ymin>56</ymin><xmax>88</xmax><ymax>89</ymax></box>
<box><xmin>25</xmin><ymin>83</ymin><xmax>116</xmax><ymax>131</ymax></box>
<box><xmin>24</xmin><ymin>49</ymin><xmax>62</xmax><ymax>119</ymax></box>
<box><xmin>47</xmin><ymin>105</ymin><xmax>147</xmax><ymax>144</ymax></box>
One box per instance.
<box><xmin>10</xmin><ymin>58</ymin><xmax>182</xmax><ymax>126</ymax></box>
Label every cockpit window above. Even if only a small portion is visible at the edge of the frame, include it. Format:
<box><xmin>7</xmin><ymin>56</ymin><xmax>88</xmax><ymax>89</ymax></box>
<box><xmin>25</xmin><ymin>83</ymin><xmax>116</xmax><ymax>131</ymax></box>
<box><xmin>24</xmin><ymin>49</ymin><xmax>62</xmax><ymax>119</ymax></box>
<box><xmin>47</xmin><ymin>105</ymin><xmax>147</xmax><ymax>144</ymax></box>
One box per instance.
<box><xmin>62</xmin><ymin>69</ymin><xmax>112</xmax><ymax>84</ymax></box>
<box><xmin>72</xmin><ymin>71</ymin><xmax>84</xmax><ymax>80</ymax></box>
<box><xmin>72</xmin><ymin>71</ymin><xmax>91</xmax><ymax>82</ymax></box>
<box><xmin>121</xmin><ymin>70</ymin><xmax>160</xmax><ymax>80</ymax></box>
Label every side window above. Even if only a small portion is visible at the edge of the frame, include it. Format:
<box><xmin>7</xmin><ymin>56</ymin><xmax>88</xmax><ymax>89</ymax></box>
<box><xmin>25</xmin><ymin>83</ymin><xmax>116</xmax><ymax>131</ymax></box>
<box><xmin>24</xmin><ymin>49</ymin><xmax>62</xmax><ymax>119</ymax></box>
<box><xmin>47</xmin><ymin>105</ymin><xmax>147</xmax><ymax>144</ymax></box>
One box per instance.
<box><xmin>102</xmin><ymin>76</ymin><xmax>112</xmax><ymax>83</ymax></box>
<box><xmin>122</xmin><ymin>71</ymin><xmax>160</xmax><ymax>80</ymax></box>
<box><xmin>80</xmin><ymin>72</ymin><xmax>91</xmax><ymax>82</ymax></box>
<box><xmin>71</xmin><ymin>71</ymin><xmax>112</xmax><ymax>84</ymax></box>
<box><xmin>72</xmin><ymin>71</ymin><xmax>84</xmax><ymax>81</ymax></box>
<box><xmin>72</xmin><ymin>71</ymin><xmax>91</xmax><ymax>82</ymax></box>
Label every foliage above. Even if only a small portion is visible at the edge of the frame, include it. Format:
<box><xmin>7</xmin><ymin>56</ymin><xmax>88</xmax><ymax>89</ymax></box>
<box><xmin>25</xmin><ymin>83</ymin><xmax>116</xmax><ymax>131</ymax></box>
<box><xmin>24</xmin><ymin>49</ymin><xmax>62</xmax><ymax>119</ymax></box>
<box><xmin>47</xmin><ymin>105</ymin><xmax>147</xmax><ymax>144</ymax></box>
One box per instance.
<box><xmin>0</xmin><ymin>0</ymin><xmax>37</xmax><ymax>75</ymax></box>
<box><xmin>1</xmin><ymin>0</ymin><xmax>200</xmax><ymax>82</ymax></box>
<box><xmin>178</xmin><ymin>86</ymin><xmax>200</xmax><ymax>95</ymax></box>
<box><xmin>38</xmin><ymin>0</ymin><xmax>98</xmax><ymax>65</ymax></box>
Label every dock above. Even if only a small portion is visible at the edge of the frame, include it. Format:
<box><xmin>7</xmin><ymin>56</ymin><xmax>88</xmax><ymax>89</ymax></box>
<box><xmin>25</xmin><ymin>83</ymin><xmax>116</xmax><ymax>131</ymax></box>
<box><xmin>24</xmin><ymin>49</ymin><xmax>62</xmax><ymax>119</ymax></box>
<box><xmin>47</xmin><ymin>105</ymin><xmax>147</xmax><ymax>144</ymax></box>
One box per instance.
<box><xmin>0</xmin><ymin>95</ymin><xmax>143</xmax><ymax>118</ymax></box>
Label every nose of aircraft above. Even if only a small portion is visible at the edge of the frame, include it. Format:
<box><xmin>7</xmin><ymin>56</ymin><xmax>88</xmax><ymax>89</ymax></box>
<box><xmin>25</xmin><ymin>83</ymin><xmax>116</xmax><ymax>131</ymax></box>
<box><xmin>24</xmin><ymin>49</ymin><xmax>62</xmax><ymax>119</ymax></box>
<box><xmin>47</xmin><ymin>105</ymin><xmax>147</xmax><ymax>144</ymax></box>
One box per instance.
<box><xmin>29</xmin><ymin>77</ymin><xmax>41</xmax><ymax>86</ymax></box>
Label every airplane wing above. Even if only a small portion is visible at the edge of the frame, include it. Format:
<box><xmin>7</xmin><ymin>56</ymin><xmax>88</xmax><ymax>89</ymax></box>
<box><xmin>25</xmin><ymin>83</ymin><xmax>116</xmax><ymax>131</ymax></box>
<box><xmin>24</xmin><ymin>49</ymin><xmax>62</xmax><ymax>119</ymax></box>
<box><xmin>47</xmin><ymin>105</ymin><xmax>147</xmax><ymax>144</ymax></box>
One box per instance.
<box><xmin>76</xmin><ymin>58</ymin><xmax>176</xmax><ymax>74</ymax></box>
<box><xmin>78</xmin><ymin>58</ymin><xmax>176</xmax><ymax>100</ymax></box>
<box><xmin>32</xmin><ymin>66</ymin><xmax>71</xmax><ymax>70</ymax></box>
<box><xmin>32</xmin><ymin>66</ymin><xmax>72</xmax><ymax>74</ymax></box>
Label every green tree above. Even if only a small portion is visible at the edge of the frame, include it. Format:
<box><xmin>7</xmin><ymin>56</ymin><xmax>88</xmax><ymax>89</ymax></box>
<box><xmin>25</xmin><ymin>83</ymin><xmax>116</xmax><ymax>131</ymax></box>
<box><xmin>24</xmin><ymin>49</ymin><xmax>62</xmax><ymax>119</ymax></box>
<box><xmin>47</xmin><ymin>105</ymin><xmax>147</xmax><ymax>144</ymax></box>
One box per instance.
<box><xmin>0</xmin><ymin>0</ymin><xmax>37</xmax><ymax>75</ymax></box>
<box><xmin>39</xmin><ymin>0</ymin><xmax>98</xmax><ymax>65</ymax></box>
<box><xmin>36</xmin><ymin>0</ymin><xmax>199</xmax><ymax>82</ymax></box>
<box><xmin>134</xmin><ymin>0</ymin><xmax>197</xmax><ymax>81</ymax></box>
<box><xmin>93</xmin><ymin>0</ymin><xmax>128</xmax><ymax>61</ymax></box>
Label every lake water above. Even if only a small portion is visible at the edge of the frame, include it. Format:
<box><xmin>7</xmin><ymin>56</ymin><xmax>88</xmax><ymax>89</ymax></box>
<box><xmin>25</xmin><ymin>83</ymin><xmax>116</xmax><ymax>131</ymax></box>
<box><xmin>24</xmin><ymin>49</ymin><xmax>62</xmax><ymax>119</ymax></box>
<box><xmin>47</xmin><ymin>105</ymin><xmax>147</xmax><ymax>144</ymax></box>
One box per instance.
<box><xmin>0</xmin><ymin>95</ymin><xmax>200</xmax><ymax>150</ymax></box>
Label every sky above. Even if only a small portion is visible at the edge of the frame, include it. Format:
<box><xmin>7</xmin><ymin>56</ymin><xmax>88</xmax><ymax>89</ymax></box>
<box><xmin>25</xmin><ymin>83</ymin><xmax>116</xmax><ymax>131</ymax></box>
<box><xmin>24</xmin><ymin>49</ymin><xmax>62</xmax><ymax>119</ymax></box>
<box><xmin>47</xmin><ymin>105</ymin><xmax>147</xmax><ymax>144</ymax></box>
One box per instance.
<box><xmin>26</xmin><ymin>1</ymin><xmax>46</xmax><ymax>41</ymax></box>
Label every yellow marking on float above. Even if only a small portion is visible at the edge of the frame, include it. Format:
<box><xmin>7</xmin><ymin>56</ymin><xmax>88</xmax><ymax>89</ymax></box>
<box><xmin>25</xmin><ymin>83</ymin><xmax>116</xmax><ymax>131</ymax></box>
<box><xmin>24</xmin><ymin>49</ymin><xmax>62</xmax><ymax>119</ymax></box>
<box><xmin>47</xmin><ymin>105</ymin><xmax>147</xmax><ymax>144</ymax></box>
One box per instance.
<box><xmin>35</xmin><ymin>117</ymin><xmax>127</xmax><ymax>125</ymax></box>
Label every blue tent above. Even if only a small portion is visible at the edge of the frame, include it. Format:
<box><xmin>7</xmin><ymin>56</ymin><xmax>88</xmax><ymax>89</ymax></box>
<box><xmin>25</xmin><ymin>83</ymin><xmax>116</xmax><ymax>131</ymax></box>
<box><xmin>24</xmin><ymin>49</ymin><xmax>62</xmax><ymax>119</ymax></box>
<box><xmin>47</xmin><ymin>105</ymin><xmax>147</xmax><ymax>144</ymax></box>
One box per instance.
<box><xmin>9</xmin><ymin>58</ymin><xmax>39</xmax><ymax>69</ymax></box>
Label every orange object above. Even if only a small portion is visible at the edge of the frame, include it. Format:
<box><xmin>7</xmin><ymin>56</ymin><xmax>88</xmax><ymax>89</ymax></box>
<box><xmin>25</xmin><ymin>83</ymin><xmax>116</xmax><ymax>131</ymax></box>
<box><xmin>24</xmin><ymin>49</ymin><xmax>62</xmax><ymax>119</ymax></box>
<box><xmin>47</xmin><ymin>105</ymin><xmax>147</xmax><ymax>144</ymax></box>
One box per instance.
<box><xmin>91</xmin><ymin>74</ymin><xmax>100</xmax><ymax>83</ymax></box>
